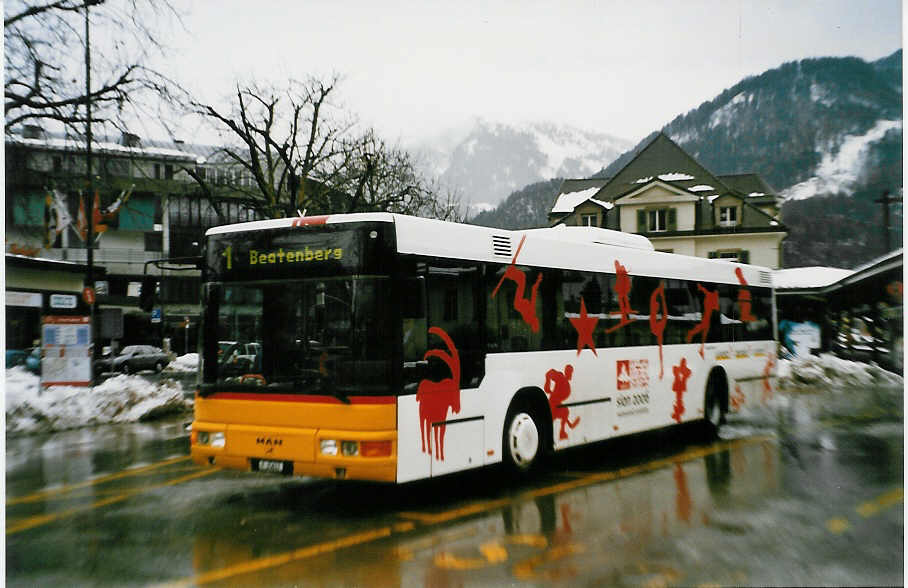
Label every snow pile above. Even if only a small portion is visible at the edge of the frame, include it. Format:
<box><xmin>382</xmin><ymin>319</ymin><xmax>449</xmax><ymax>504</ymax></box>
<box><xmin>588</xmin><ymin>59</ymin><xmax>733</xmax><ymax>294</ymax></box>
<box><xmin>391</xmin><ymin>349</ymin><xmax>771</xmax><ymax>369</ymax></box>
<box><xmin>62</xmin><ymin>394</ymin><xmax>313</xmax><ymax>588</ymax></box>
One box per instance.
<box><xmin>778</xmin><ymin>353</ymin><xmax>903</xmax><ymax>389</ymax></box>
<box><xmin>729</xmin><ymin>354</ymin><xmax>904</xmax><ymax>432</ymax></box>
<box><xmin>5</xmin><ymin>367</ymin><xmax>192</xmax><ymax>436</ymax></box>
<box><xmin>164</xmin><ymin>353</ymin><xmax>199</xmax><ymax>373</ymax></box>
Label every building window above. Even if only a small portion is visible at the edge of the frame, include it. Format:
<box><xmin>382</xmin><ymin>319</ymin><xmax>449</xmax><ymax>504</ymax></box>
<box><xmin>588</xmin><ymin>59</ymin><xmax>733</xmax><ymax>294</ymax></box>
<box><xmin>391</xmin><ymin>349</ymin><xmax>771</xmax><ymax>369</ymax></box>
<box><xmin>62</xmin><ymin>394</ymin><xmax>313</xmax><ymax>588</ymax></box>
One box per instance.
<box><xmin>648</xmin><ymin>209</ymin><xmax>667</xmax><ymax>232</ymax></box>
<box><xmin>580</xmin><ymin>213</ymin><xmax>597</xmax><ymax>227</ymax></box>
<box><xmin>164</xmin><ymin>164</ymin><xmax>174</xmax><ymax>180</ymax></box>
<box><xmin>708</xmin><ymin>249</ymin><xmax>749</xmax><ymax>263</ymax></box>
<box><xmin>637</xmin><ymin>207</ymin><xmax>676</xmax><ymax>233</ymax></box>
<box><xmin>154</xmin><ymin>163</ymin><xmax>161</xmax><ymax>179</ymax></box>
<box><xmin>719</xmin><ymin>206</ymin><xmax>738</xmax><ymax>227</ymax></box>
<box><xmin>52</xmin><ymin>156</ymin><xmax>62</xmax><ymax>173</ymax></box>
<box><xmin>144</xmin><ymin>232</ymin><xmax>163</xmax><ymax>252</ymax></box>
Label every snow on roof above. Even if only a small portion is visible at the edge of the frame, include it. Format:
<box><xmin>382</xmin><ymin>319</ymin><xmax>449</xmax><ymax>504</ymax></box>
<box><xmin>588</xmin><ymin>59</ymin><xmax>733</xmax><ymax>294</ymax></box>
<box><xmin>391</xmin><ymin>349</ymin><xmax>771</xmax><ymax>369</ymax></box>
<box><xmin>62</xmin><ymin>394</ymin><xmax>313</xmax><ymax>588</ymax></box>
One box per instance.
<box><xmin>589</xmin><ymin>197</ymin><xmax>614</xmax><ymax>210</ymax></box>
<box><xmin>8</xmin><ymin>135</ymin><xmax>198</xmax><ymax>161</ymax></box>
<box><xmin>748</xmin><ymin>192</ymin><xmax>766</xmax><ymax>197</ymax></box>
<box><xmin>689</xmin><ymin>185</ymin><xmax>714</xmax><ymax>192</ymax></box>
<box><xmin>632</xmin><ymin>176</ymin><xmax>653</xmax><ymax>184</ymax></box>
<box><xmin>658</xmin><ymin>172</ymin><xmax>695</xmax><ymax>181</ymax></box>
<box><xmin>551</xmin><ymin>186</ymin><xmax>603</xmax><ymax>213</ymax></box>
<box><xmin>773</xmin><ymin>266</ymin><xmax>854</xmax><ymax>289</ymax></box>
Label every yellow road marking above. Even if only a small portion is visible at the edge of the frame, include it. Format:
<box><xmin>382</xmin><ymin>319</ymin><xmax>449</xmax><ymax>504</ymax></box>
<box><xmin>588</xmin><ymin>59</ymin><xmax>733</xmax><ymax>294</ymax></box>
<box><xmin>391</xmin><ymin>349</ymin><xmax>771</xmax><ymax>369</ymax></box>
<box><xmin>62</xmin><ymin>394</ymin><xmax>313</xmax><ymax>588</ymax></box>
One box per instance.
<box><xmin>161</xmin><ymin>435</ymin><xmax>774</xmax><ymax>585</ymax></box>
<box><xmin>7</xmin><ymin>455</ymin><xmax>191</xmax><ymax>506</ymax></box>
<box><xmin>158</xmin><ymin>527</ymin><xmax>394</xmax><ymax>588</ymax></box>
<box><xmin>826</xmin><ymin>517</ymin><xmax>850</xmax><ymax>534</ymax></box>
<box><xmin>857</xmin><ymin>487</ymin><xmax>903</xmax><ymax>518</ymax></box>
<box><xmin>7</xmin><ymin>468</ymin><xmax>218</xmax><ymax>535</ymax></box>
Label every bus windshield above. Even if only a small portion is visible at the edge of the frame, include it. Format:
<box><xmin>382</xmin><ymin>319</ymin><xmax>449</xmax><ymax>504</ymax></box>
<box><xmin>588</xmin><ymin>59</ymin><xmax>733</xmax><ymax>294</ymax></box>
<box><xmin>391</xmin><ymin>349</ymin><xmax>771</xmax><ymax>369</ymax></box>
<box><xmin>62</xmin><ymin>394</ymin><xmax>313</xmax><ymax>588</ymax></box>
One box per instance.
<box><xmin>201</xmin><ymin>276</ymin><xmax>393</xmax><ymax>397</ymax></box>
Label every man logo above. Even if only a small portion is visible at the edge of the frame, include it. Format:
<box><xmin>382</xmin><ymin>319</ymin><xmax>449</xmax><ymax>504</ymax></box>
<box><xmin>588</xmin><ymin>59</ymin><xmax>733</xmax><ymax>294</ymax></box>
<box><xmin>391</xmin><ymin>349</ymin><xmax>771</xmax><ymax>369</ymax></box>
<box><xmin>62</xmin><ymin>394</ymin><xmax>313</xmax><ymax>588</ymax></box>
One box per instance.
<box><xmin>256</xmin><ymin>437</ymin><xmax>283</xmax><ymax>446</ymax></box>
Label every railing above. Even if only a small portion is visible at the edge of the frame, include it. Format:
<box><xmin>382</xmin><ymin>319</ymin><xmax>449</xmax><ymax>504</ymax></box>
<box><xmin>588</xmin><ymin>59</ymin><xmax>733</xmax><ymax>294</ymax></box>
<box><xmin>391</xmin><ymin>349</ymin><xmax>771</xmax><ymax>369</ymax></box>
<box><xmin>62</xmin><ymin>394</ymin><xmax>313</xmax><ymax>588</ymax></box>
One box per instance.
<box><xmin>44</xmin><ymin>248</ymin><xmax>164</xmax><ymax>269</ymax></box>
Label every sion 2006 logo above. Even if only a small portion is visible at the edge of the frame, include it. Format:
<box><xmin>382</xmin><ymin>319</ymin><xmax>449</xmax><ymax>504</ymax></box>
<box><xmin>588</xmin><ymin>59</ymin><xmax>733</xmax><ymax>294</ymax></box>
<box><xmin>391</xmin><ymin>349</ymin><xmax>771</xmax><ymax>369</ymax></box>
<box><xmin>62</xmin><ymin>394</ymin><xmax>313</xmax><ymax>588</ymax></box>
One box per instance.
<box><xmin>616</xmin><ymin>359</ymin><xmax>649</xmax><ymax>391</ymax></box>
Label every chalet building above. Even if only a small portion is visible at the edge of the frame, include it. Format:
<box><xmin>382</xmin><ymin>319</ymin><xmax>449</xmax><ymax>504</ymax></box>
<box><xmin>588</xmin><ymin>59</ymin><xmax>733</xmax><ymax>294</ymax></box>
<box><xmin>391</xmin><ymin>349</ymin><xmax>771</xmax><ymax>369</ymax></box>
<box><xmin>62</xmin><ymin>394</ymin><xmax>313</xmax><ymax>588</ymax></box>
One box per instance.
<box><xmin>548</xmin><ymin>133</ymin><xmax>787</xmax><ymax>269</ymax></box>
<box><xmin>4</xmin><ymin>126</ymin><xmax>261</xmax><ymax>354</ymax></box>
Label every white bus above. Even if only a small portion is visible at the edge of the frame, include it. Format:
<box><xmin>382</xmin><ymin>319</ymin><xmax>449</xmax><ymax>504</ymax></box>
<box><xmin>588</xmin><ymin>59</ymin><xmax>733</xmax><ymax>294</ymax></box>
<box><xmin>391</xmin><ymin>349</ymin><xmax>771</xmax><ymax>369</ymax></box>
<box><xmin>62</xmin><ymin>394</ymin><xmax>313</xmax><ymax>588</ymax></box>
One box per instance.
<box><xmin>190</xmin><ymin>213</ymin><xmax>777</xmax><ymax>482</ymax></box>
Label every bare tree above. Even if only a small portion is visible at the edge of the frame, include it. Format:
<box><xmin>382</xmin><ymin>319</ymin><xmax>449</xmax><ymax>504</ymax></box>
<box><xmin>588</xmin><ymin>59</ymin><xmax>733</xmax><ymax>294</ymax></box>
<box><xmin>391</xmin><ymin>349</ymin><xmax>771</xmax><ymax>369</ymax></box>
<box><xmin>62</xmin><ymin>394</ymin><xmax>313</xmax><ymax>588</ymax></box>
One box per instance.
<box><xmin>4</xmin><ymin>0</ymin><xmax>185</xmax><ymax>134</ymax></box>
<box><xmin>192</xmin><ymin>76</ymin><xmax>463</xmax><ymax>220</ymax></box>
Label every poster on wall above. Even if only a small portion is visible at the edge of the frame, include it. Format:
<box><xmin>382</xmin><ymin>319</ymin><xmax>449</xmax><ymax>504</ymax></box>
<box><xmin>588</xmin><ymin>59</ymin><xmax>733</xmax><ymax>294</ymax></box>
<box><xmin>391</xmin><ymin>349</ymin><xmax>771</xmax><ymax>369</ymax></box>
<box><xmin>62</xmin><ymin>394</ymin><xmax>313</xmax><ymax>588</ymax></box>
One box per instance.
<box><xmin>41</xmin><ymin>315</ymin><xmax>92</xmax><ymax>386</ymax></box>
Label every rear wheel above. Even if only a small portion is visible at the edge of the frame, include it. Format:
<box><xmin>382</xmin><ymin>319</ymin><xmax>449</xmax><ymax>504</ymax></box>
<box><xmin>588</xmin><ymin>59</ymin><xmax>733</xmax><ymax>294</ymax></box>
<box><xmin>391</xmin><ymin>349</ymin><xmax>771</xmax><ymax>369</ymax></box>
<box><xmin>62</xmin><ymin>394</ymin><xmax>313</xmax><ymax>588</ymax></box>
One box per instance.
<box><xmin>704</xmin><ymin>372</ymin><xmax>726</xmax><ymax>439</ymax></box>
<box><xmin>121</xmin><ymin>362</ymin><xmax>131</xmax><ymax>375</ymax></box>
<box><xmin>502</xmin><ymin>404</ymin><xmax>541</xmax><ymax>474</ymax></box>
<box><xmin>154</xmin><ymin>361</ymin><xmax>164</xmax><ymax>373</ymax></box>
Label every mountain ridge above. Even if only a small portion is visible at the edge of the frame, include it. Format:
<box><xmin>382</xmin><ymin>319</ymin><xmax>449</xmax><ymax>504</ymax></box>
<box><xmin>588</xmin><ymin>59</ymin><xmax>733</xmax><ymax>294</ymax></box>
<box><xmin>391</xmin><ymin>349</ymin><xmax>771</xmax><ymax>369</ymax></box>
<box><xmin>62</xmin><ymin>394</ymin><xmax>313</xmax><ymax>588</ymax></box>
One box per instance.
<box><xmin>468</xmin><ymin>50</ymin><xmax>903</xmax><ymax>268</ymax></box>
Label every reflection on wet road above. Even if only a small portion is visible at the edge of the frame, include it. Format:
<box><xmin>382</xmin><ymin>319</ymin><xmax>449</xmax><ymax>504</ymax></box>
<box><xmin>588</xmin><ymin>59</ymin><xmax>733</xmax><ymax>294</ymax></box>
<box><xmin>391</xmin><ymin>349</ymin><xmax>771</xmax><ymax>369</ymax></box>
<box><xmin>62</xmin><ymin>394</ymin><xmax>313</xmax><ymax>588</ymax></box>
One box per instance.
<box><xmin>6</xmin><ymin>405</ymin><xmax>903</xmax><ymax>586</ymax></box>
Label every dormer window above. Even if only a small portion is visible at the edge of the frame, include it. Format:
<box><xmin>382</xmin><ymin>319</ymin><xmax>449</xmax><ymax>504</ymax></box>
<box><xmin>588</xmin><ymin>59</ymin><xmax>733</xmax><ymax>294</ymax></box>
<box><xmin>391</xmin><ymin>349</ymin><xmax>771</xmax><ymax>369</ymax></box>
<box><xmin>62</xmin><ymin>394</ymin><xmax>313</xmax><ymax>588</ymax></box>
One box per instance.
<box><xmin>580</xmin><ymin>213</ymin><xmax>597</xmax><ymax>227</ymax></box>
<box><xmin>649</xmin><ymin>209</ymin><xmax>667</xmax><ymax>232</ymax></box>
<box><xmin>719</xmin><ymin>206</ymin><xmax>738</xmax><ymax>227</ymax></box>
<box><xmin>637</xmin><ymin>207</ymin><xmax>676</xmax><ymax>233</ymax></box>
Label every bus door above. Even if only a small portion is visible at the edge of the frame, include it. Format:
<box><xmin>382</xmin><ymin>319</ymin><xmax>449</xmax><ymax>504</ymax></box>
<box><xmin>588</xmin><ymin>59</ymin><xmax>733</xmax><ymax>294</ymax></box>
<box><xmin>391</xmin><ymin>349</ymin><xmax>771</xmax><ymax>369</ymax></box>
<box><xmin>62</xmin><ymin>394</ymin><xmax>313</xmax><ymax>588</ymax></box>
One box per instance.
<box><xmin>400</xmin><ymin>260</ymin><xmax>487</xmax><ymax>478</ymax></box>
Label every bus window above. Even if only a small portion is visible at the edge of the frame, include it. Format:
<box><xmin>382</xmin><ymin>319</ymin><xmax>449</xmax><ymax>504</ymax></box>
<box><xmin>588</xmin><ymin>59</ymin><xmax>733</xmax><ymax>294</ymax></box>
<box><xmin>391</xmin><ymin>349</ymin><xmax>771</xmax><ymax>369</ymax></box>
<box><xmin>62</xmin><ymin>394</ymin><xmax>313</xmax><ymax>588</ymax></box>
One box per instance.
<box><xmin>401</xmin><ymin>277</ymin><xmax>427</xmax><ymax>363</ymax></box>
<box><xmin>424</xmin><ymin>263</ymin><xmax>484</xmax><ymax>388</ymax></box>
<box><xmin>487</xmin><ymin>263</ymin><xmax>551</xmax><ymax>354</ymax></box>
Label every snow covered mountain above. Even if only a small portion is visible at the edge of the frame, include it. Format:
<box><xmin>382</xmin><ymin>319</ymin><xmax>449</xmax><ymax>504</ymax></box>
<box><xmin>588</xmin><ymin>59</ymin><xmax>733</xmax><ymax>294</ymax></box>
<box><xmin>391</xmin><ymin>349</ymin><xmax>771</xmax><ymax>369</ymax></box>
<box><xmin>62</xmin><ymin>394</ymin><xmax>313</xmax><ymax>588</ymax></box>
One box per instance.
<box><xmin>411</xmin><ymin>118</ymin><xmax>632</xmax><ymax>213</ymax></box>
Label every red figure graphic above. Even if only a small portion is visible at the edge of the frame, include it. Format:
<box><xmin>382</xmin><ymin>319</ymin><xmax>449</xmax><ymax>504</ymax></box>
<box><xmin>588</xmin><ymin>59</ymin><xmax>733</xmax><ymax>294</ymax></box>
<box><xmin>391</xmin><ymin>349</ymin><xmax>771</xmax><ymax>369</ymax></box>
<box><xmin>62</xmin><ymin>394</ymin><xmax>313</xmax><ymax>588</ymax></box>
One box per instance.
<box><xmin>762</xmin><ymin>354</ymin><xmax>776</xmax><ymax>402</ymax></box>
<box><xmin>673</xmin><ymin>463</ymin><xmax>692</xmax><ymax>524</ymax></box>
<box><xmin>731</xmin><ymin>384</ymin><xmax>745</xmax><ymax>410</ymax></box>
<box><xmin>606</xmin><ymin>260</ymin><xmax>637</xmax><ymax>333</ymax></box>
<box><xmin>686</xmin><ymin>284</ymin><xmax>719</xmax><ymax>358</ymax></box>
<box><xmin>544</xmin><ymin>365</ymin><xmax>580</xmax><ymax>440</ymax></box>
<box><xmin>491</xmin><ymin>235</ymin><xmax>542</xmax><ymax>332</ymax></box>
<box><xmin>570</xmin><ymin>297</ymin><xmax>599</xmax><ymax>356</ymax></box>
<box><xmin>649</xmin><ymin>281</ymin><xmax>668</xmax><ymax>379</ymax></box>
<box><xmin>735</xmin><ymin>267</ymin><xmax>757</xmax><ymax>322</ymax></box>
<box><xmin>671</xmin><ymin>357</ymin><xmax>691</xmax><ymax>423</ymax></box>
<box><xmin>416</xmin><ymin>327</ymin><xmax>461</xmax><ymax>461</ymax></box>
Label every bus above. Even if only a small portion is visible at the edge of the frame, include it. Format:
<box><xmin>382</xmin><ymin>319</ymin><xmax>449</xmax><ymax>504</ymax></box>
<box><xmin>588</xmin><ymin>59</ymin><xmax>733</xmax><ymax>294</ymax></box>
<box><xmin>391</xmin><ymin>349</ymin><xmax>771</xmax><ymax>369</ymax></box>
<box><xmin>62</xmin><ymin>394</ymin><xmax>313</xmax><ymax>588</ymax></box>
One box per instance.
<box><xmin>190</xmin><ymin>213</ymin><xmax>777</xmax><ymax>483</ymax></box>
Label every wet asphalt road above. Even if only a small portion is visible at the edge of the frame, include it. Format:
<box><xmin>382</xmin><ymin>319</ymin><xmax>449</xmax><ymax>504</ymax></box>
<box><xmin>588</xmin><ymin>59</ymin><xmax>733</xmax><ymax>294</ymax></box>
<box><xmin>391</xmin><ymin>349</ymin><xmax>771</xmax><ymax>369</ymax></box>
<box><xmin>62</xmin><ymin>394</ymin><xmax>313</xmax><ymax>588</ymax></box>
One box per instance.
<box><xmin>5</xmin><ymin>381</ymin><xmax>903</xmax><ymax>587</ymax></box>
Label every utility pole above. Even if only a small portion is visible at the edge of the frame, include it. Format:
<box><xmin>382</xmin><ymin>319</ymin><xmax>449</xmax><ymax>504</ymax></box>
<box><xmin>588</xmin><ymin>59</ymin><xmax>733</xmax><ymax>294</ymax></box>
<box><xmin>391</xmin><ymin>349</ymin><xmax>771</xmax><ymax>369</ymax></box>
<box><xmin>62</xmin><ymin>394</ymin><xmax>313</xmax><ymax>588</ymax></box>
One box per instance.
<box><xmin>85</xmin><ymin>3</ymin><xmax>96</xmax><ymax>380</ymax></box>
<box><xmin>874</xmin><ymin>190</ymin><xmax>896</xmax><ymax>255</ymax></box>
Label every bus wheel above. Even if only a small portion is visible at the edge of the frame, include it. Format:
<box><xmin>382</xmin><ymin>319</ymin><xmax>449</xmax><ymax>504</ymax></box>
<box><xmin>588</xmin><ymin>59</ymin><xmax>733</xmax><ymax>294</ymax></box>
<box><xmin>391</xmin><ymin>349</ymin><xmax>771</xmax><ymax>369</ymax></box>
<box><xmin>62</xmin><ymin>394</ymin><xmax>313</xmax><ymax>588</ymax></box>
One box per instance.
<box><xmin>704</xmin><ymin>372</ymin><xmax>725</xmax><ymax>439</ymax></box>
<box><xmin>503</xmin><ymin>404</ymin><xmax>540</xmax><ymax>474</ymax></box>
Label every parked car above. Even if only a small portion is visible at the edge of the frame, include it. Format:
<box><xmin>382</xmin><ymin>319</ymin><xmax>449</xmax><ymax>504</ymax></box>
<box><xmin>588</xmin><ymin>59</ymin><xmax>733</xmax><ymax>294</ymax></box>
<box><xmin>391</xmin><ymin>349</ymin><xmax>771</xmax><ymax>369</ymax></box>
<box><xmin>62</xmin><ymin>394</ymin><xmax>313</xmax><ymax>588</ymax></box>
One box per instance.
<box><xmin>6</xmin><ymin>347</ymin><xmax>40</xmax><ymax>374</ymax></box>
<box><xmin>219</xmin><ymin>341</ymin><xmax>262</xmax><ymax>375</ymax></box>
<box><xmin>102</xmin><ymin>345</ymin><xmax>172</xmax><ymax>375</ymax></box>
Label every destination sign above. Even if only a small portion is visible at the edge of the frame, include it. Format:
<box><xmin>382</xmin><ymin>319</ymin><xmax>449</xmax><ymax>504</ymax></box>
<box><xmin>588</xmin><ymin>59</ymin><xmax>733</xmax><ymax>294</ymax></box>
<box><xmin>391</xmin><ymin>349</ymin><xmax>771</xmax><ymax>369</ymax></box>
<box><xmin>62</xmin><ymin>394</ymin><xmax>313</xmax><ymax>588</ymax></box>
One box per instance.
<box><xmin>207</xmin><ymin>222</ymin><xmax>394</xmax><ymax>281</ymax></box>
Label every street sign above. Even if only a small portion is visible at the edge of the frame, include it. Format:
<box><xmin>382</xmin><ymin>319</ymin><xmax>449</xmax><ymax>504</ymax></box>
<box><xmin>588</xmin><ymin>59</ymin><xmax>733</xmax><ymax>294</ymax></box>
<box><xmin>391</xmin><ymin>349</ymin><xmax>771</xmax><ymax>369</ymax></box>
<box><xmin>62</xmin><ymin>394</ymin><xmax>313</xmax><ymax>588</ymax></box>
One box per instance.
<box><xmin>83</xmin><ymin>286</ymin><xmax>96</xmax><ymax>305</ymax></box>
<box><xmin>50</xmin><ymin>294</ymin><xmax>77</xmax><ymax>309</ymax></box>
<box><xmin>151</xmin><ymin>308</ymin><xmax>162</xmax><ymax>323</ymax></box>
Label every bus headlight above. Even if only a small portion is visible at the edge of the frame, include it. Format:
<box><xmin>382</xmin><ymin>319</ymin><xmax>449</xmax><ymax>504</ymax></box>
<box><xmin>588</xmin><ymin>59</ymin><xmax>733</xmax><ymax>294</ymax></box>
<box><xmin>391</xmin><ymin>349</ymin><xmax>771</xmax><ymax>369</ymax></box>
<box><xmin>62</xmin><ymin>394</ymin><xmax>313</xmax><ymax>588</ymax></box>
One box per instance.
<box><xmin>211</xmin><ymin>432</ymin><xmax>226</xmax><ymax>448</ymax></box>
<box><xmin>198</xmin><ymin>431</ymin><xmax>210</xmax><ymax>445</ymax></box>
<box><xmin>321</xmin><ymin>439</ymin><xmax>338</xmax><ymax>456</ymax></box>
<box><xmin>341</xmin><ymin>441</ymin><xmax>358</xmax><ymax>456</ymax></box>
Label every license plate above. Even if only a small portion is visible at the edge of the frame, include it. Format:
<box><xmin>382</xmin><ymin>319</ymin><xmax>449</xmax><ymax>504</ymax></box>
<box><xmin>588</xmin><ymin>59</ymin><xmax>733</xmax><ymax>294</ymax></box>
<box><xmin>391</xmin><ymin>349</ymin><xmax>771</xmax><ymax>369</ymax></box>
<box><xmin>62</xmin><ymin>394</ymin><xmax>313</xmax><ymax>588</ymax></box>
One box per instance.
<box><xmin>257</xmin><ymin>459</ymin><xmax>287</xmax><ymax>474</ymax></box>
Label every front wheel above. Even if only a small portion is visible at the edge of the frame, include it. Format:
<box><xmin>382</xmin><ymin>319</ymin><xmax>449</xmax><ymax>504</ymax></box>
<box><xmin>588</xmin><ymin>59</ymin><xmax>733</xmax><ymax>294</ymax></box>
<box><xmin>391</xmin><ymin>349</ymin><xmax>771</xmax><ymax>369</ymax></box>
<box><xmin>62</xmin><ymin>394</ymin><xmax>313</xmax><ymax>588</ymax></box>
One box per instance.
<box><xmin>502</xmin><ymin>407</ymin><xmax>540</xmax><ymax>474</ymax></box>
<box><xmin>121</xmin><ymin>362</ymin><xmax>131</xmax><ymax>375</ymax></box>
<box><xmin>154</xmin><ymin>361</ymin><xmax>164</xmax><ymax>373</ymax></box>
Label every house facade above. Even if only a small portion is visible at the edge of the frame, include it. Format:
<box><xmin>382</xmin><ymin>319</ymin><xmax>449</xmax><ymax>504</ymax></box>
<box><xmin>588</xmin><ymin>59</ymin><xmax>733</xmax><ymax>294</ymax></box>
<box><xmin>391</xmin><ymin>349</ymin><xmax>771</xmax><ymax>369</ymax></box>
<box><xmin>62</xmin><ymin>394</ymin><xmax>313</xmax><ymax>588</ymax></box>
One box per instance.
<box><xmin>4</xmin><ymin>126</ymin><xmax>261</xmax><ymax>355</ymax></box>
<box><xmin>548</xmin><ymin>133</ymin><xmax>787</xmax><ymax>269</ymax></box>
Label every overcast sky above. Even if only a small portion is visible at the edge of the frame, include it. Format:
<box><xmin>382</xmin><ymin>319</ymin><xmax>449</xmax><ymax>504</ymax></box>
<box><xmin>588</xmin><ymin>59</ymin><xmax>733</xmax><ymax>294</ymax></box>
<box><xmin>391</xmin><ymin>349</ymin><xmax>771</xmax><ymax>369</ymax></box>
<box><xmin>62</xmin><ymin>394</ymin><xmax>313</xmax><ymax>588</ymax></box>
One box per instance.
<box><xmin>167</xmin><ymin>0</ymin><xmax>902</xmax><ymax>146</ymax></box>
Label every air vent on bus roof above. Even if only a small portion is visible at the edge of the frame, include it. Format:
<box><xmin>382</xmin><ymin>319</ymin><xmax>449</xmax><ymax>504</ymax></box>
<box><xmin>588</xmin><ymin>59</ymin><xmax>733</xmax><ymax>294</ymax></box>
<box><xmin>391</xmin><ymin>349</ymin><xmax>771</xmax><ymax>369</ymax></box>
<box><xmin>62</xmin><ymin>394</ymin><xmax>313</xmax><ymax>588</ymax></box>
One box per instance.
<box><xmin>491</xmin><ymin>235</ymin><xmax>512</xmax><ymax>258</ymax></box>
<box><xmin>759</xmin><ymin>271</ymin><xmax>772</xmax><ymax>286</ymax></box>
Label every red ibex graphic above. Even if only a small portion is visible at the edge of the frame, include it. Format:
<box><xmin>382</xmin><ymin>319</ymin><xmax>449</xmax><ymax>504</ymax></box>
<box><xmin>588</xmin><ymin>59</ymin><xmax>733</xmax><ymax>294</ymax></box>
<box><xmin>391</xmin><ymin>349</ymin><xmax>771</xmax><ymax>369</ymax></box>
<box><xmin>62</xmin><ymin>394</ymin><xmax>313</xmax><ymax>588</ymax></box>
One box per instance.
<box><xmin>416</xmin><ymin>327</ymin><xmax>461</xmax><ymax>461</ymax></box>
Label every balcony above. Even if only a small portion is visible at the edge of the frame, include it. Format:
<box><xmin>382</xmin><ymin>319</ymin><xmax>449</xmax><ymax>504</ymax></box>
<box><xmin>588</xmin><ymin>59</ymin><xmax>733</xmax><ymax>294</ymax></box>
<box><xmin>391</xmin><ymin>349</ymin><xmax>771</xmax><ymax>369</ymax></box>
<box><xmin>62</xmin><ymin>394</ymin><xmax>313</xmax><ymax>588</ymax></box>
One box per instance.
<box><xmin>43</xmin><ymin>248</ymin><xmax>167</xmax><ymax>274</ymax></box>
